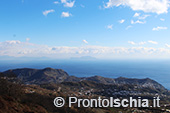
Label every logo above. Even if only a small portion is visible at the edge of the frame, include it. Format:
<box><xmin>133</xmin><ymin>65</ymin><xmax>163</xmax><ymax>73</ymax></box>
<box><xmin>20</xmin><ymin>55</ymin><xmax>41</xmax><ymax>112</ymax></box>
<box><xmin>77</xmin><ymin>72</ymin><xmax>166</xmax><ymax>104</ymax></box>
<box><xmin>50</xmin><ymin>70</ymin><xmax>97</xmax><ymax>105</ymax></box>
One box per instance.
<box><xmin>54</xmin><ymin>97</ymin><xmax>65</xmax><ymax>107</ymax></box>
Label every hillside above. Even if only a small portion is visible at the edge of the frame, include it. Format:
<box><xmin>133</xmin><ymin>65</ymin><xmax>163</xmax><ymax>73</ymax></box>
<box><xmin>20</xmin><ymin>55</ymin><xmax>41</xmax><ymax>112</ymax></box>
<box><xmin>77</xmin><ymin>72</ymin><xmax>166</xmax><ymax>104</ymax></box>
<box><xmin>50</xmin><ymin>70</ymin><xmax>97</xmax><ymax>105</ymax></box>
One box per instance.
<box><xmin>3</xmin><ymin>67</ymin><xmax>167</xmax><ymax>92</ymax></box>
<box><xmin>3</xmin><ymin>67</ymin><xmax>69</xmax><ymax>84</ymax></box>
<box><xmin>1</xmin><ymin>68</ymin><xmax>170</xmax><ymax>113</ymax></box>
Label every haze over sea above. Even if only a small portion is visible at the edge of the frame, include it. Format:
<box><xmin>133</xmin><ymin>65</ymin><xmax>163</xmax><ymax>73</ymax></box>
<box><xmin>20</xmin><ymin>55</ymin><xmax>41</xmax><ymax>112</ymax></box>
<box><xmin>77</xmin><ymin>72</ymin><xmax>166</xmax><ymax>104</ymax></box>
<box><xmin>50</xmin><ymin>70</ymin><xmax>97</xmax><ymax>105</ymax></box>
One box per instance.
<box><xmin>0</xmin><ymin>59</ymin><xmax>170</xmax><ymax>89</ymax></box>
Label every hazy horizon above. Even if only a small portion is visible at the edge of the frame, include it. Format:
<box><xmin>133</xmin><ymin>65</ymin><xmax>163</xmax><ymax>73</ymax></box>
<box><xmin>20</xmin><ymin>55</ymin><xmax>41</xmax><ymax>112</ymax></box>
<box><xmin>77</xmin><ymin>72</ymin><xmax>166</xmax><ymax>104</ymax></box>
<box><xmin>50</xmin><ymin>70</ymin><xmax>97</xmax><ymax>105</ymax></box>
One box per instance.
<box><xmin>0</xmin><ymin>59</ymin><xmax>170</xmax><ymax>89</ymax></box>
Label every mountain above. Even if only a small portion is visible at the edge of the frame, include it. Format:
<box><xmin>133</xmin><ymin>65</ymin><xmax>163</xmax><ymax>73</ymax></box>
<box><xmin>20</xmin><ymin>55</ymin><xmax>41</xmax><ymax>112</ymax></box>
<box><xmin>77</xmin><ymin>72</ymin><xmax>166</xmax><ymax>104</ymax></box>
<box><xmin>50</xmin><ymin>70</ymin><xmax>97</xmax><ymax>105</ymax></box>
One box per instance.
<box><xmin>1</xmin><ymin>67</ymin><xmax>170</xmax><ymax>113</ymax></box>
<box><xmin>3</xmin><ymin>67</ymin><xmax>69</xmax><ymax>84</ymax></box>
<box><xmin>2</xmin><ymin>67</ymin><xmax>167</xmax><ymax>92</ymax></box>
<box><xmin>114</xmin><ymin>77</ymin><xmax>166</xmax><ymax>90</ymax></box>
<box><xmin>81</xmin><ymin>76</ymin><xmax>116</xmax><ymax>84</ymax></box>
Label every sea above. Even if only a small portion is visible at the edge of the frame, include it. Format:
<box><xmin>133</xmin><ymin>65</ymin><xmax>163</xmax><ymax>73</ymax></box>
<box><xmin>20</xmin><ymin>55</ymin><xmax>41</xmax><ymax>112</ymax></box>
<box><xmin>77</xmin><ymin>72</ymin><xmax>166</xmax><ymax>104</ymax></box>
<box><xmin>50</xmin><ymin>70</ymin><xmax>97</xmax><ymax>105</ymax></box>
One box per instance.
<box><xmin>0</xmin><ymin>59</ymin><xmax>170</xmax><ymax>89</ymax></box>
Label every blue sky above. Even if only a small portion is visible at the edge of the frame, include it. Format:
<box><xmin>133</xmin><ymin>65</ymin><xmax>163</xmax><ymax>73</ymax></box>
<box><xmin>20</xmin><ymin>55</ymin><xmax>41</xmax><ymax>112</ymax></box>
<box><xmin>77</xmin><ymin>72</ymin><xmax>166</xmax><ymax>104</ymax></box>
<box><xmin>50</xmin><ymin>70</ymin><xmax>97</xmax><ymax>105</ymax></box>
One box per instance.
<box><xmin>0</xmin><ymin>0</ymin><xmax>170</xmax><ymax>59</ymax></box>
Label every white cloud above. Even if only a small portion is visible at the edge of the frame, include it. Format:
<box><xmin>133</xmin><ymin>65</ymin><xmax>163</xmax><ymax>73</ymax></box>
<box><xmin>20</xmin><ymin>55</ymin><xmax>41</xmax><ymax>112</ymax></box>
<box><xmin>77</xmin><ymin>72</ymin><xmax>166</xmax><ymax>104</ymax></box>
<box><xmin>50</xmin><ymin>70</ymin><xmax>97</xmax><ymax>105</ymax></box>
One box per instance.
<box><xmin>139</xmin><ymin>41</ymin><xmax>146</xmax><ymax>45</ymax></box>
<box><xmin>61</xmin><ymin>0</ymin><xmax>75</xmax><ymax>8</ymax></box>
<box><xmin>148</xmin><ymin>40</ymin><xmax>158</xmax><ymax>44</ymax></box>
<box><xmin>133</xmin><ymin>13</ymin><xmax>140</xmax><ymax>17</ymax></box>
<box><xmin>152</xmin><ymin>26</ymin><xmax>168</xmax><ymax>31</ymax></box>
<box><xmin>128</xmin><ymin>41</ymin><xmax>136</xmax><ymax>45</ymax></box>
<box><xmin>54</xmin><ymin>1</ymin><xmax>59</xmax><ymax>4</ymax></box>
<box><xmin>43</xmin><ymin>9</ymin><xmax>55</xmax><ymax>16</ymax></box>
<box><xmin>5</xmin><ymin>40</ymin><xmax>21</xmax><ymax>44</ymax></box>
<box><xmin>106</xmin><ymin>24</ymin><xmax>113</xmax><ymax>30</ymax></box>
<box><xmin>133</xmin><ymin>12</ymin><xmax>150</xmax><ymax>20</ymax></box>
<box><xmin>26</xmin><ymin>38</ymin><xmax>30</xmax><ymax>42</ymax></box>
<box><xmin>126</xmin><ymin>25</ymin><xmax>132</xmax><ymax>30</ymax></box>
<box><xmin>83</xmin><ymin>40</ymin><xmax>88</xmax><ymax>44</ymax></box>
<box><xmin>128</xmin><ymin>41</ymin><xmax>147</xmax><ymax>45</ymax></box>
<box><xmin>160</xmin><ymin>18</ymin><xmax>165</xmax><ymax>21</ymax></box>
<box><xmin>61</xmin><ymin>12</ymin><xmax>72</xmax><ymax>17</ymax></box>
<box><xmin>133</xmin><ymin>13</ymin><xmax>150</xmax><ymax>19</ymax></box>
<box><xmin>119</xmin><ymin>19</ymin><xmax>125</xmax><ymax>24</ymax></box>
<box><xmin>131</xmin><ymin>20</ymin><xmax>146</xmax><ymax>24</ymax></box>
<box><xmin>138</xmin><ymin>15</ymin><xmax>150</xmax><ymax>19</ymax></box>
<box><xmin>165</xmin><ymin>44</ymin><xmax>170</xmax><ymax>48</ymax></box>
<box><xmin>104</xmin><ymin>0</ymin><xmax>170</xmax><ymax>14</ymax></box>
<box><xmin>1</xmin><ymin>40</ymin><xmax>170</xmax><ymax>59</ymax></box>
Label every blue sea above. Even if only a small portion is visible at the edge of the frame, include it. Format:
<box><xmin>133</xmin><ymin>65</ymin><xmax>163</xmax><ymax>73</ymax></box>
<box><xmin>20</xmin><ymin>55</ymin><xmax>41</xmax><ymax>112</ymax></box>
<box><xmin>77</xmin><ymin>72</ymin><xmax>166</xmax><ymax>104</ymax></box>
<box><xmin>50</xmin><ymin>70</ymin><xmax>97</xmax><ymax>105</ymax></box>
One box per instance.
<box><xmin>0</xmin><ymin>59</ymin><xmax>170</xmax><ymax>89</ymax></box>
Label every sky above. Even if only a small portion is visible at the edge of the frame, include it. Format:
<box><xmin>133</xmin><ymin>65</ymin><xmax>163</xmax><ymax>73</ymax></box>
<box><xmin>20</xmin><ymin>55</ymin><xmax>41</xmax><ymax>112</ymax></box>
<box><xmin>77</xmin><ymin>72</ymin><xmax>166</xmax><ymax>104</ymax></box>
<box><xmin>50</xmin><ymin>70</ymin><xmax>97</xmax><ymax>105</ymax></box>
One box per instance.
<box><xmin>0</xmin><ymin>0</ymin><xmax>170</xmax><ymax>59</ymax></box>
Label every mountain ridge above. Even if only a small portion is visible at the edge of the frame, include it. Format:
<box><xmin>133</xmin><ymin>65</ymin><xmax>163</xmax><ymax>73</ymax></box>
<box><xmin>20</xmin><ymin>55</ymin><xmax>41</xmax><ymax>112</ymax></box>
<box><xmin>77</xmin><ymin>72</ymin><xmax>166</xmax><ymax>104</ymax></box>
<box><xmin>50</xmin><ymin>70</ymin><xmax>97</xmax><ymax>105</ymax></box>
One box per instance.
<box><xmin>2</xmin><ymin>67</ymin><xmax>167</xmax><ymax>92</ymax></box>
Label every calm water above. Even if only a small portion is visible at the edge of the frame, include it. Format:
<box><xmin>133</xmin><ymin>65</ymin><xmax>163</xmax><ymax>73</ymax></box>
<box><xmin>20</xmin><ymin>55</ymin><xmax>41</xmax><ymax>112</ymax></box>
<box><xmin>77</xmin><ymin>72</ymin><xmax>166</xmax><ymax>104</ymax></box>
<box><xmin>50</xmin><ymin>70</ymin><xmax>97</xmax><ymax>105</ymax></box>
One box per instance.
<box><xmin>0</xmin><ymin>60</ymin><xmax>170</xmax><ymax>89</ymax></box>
